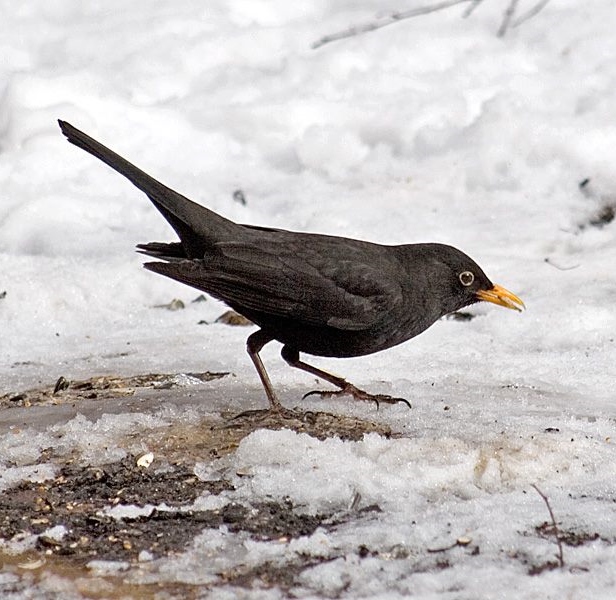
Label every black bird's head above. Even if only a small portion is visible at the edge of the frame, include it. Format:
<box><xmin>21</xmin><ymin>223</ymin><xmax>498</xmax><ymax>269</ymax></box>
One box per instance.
<box><xmin>417</xmin><ymin>243</ymin><xmax>525</xmax><ymax>318</ymax></box>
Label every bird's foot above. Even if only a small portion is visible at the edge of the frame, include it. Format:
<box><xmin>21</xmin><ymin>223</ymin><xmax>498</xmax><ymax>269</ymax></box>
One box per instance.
<box><xmin>302</xmin><ymin>383</ymin><xmax>411</xmax><ymax>409</ymax></box>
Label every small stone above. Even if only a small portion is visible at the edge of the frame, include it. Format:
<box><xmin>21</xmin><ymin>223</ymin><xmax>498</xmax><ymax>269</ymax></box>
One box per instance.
<box><xmin>137</xmin><ymin>452</ymin><xmax>154</xmax><ymax>469</ymax></box>
<box><xmin>215</xmin><ymin>310</ymin><xmax>253</xmax><ymax>326</ymax></box>
<box><xmin>232</xmin><ymin>189</ymin><xmax>247</xmax><ymax>205</ymax></box>
<box><xmin>153</xmin><ymin>298</ymin><xmax>185</xmax><ymax>311</ymax></box>
<box><xmin>138</xmin><ymin>550</ymin><xmax>154</xmax><ymax>562</ymax></box>
<box><xmin>53</xmin><ymin>376</ymin><xmax>70</xmax><ymax>394</ymax></box>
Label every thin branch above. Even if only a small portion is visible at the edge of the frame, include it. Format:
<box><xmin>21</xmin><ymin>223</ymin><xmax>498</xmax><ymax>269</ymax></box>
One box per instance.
<box><xmin>497</xmin><ymin>0</ymin><xmax>520</xmax><ymax>37</ymax></box>
<box><xmin>312</xmin><ymin>0</ymin><xmax>472</xmax><ymax>50</ymax></box>
<box><xmin>462</xmin><ymin>0</ymin><xmax>484</xmax><ymax>18</ymax></box>
<box><xmin>512</xmin><ymin>0</ymin><xmax>551</xmax><ymax>28</ymax></box>
<box><xmin>531</xmin><ymin>484</ymin><xmax>565</xmax><ymax>568</ymax></box>
<box><xmin>313</xmin><ymin>0</ymin><xmax>552</xmax><ymax>49</ymax></box>
<box><xmin>543</xmin><ymin>257</ymin><xmax>580</xmax><ymax>271</ymax></box>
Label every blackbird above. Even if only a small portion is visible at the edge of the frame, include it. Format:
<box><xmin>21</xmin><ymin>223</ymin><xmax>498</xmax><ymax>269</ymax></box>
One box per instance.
<box><xmin>59</xmin><ymin>120</ymin><xmax>524</xmax><ymax>412</ymax></box>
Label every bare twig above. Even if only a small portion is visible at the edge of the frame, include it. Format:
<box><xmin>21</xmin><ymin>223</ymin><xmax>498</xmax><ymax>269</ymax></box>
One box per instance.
<box><xmin>497</xmin><ymin>0</ymin><xmax>520</xmax><ymax>37</ymax></box>
<box><xmin>543</xmin><ymin>257</ymin><xmax>580</xmax><ymax>271</ymax></box>
<box><xmin>313</xmin><ymin>0</ymin><xmax>552</xmax><ymax>48</ymax></box>
<box><xmin>462</xmin><ymin>0</ymin><xmax>484</xmax><ymax>18</ymax></box>
<box><xmin>312</xmin><ymin>0</ymin><xmax>472</xmax><ymax>49</ymax></box>
<box><xmin>512</xmin><ymin>0</ymin><xmax>551</xmax><ymax>28</ymax></box>
<box><xmin>349</xmin><ymin>490</ymin><xmax>362</xmax><ymax>511</ymax></box>
<box><xmin>531</xmin><ymin>484</ymin><xmax>565</xmax><ymax>568</ymax></box>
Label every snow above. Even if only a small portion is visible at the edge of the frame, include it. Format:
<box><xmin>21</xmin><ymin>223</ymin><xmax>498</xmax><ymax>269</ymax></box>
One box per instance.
<box><xmin>2</xmin><ymin>0</ymin><xmax>616</xmax><ymax>597</ymax></box>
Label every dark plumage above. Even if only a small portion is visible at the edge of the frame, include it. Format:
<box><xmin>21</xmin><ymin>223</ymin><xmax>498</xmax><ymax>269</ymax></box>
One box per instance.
<box><xmin>59</xmin><ymin>120</ymin><xmax>524</xmax><ymax>412</ymax></box>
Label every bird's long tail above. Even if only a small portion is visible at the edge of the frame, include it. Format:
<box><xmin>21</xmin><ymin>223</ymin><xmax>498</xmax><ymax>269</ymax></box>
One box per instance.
<box><xmin>58</xmin><ymin>120</ymin><xmax>240</xmax><ymax>256</ymax></box>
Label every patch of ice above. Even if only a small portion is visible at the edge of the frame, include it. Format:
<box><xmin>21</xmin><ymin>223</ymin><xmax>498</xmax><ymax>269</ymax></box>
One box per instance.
<box><xmin>191</xmin><ymin>492</ymin><xmax>232</xmax><ymax>513</ymax></box>
<box><xmin>0</xmin><ymin>463</ymin><xmax>57</xmax><ymax>494</ymax></box>
<box><xmin>50</xmin><ymin>412</ymin><xmax>170</xmax><ymax>464</ymax></box>
<box><xmin>103</xmin><ymin>504</ymin><xmax>156</xmax><ymax>520</ymax></box>
<box><xmin>232</xmin><ymin>428</ymin><xmax>616</xmax><ymax>514</ymax></box>
<box><xmin>40</xmin><ymin>524</ymin><xmax>68</xmax><ymax>542</ymax></box>
<box><xmin>87</xmin><ymin>560</ymin><xmax>131</xmax><ymax>575</ymax></box>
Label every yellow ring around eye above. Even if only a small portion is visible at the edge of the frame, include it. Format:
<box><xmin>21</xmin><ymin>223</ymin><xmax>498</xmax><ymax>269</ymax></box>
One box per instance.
<box><xmin>459</xmin><ymin>271</ymin><xmax>474</xmax><ymax>286</ymax></box>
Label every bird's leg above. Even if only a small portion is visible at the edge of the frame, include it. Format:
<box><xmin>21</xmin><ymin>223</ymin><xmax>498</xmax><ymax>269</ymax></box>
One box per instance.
<box><xmin>238</xmin><ymin>331</ymin><xmax>305</xmax><ymax>420</ymax></box>
<box><xmin>246</xmin><ymin>329</ymin><xmax>284</xmax><ymax>412</ymax></box>
<box><xmin>281</xmin><ymin>346</ymin><xmax>411</xmax><ymax>409</ymax></box>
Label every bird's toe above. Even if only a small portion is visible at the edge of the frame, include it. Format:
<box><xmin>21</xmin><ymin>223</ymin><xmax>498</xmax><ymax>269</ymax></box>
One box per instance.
<box><xmin>302</xmin><ymin>384</ymin><xmax>411</xmax><ymax>410</ymax></box>
<box><xmin>371</xmin><ymin>394</ymin><xmax>412</xmax><ymax>409</ymax></box>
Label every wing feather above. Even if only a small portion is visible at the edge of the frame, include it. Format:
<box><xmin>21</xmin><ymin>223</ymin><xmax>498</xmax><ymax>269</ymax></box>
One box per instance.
<box><xmin>145</xmin><ymin>235</ymin><xmax>403</xmax><ymax>331</ymax></box>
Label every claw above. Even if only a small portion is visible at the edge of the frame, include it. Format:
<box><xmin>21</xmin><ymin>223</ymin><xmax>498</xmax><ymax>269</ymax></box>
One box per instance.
<box><xmin>302</xmin><ymin>389</ymin><xmax>332</xmax><ymax>400</ymax></box>
<box><xmin>302</xmin><ymin>384</ymin><xmax>411</xmax><ymax>410</ymax></box>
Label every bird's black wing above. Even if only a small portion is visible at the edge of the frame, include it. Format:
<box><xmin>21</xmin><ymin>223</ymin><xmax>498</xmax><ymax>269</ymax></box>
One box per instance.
<box><xmin>145</xmin><ymin>234</ymin><xmax>404</xmax><ymax>331</ymax></box>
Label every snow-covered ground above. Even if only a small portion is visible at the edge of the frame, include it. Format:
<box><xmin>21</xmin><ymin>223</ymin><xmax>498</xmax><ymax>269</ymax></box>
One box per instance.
<box><xmin>1</xmin><ymin>0</ymin><xmax>616</xmax><ymax>597</ymax></box>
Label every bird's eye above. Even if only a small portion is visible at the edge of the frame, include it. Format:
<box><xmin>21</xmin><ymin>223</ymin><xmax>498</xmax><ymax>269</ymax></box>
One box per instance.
<box><xmin>459</xmin><ymin>271</ymin><xmax>474</xmax><ymax>286</ymax></box>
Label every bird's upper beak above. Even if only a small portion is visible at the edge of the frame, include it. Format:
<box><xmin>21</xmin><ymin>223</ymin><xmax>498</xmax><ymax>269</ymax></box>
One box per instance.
<box><xmin>476</xmin><ymin>284</ymin><xmax>525</xmax><ymax>312</ymax></box>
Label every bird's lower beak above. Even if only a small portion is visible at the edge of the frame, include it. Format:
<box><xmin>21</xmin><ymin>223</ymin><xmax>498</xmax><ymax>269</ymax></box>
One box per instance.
<box><xmin>476</xmin><ymin>284</ymin><xmax>525</xmax><ymax>312</ymax></box>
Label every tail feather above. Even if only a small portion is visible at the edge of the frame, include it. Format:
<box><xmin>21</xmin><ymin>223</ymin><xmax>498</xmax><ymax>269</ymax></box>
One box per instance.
<box><xmin>136</xmin><ymin>241</ymin><xmax>187</xmax><ymax>262</ymax></box>
<box><xmin>58</xmin><ymin>120</ymin><xmax>240</xmax><ymax>256</ymax></box>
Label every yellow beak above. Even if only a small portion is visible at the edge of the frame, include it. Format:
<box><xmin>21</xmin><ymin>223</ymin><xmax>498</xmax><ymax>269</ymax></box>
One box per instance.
<box><xmin>476</xmin><ymin>284</ymin><xmax>525</xmax><ymax>312</ymax></box>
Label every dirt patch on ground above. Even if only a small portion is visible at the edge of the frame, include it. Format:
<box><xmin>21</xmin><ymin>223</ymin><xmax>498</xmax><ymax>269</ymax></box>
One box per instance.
<box><xmin>0</xmin><ymin>455</ymin><xmax>343</xmax><ymax>564</ymax></box>
<box><xmin>0</xmin><ymin>371</ymin><xmax>230</xmax><ymax>408</ymax></box>
<box><xmin>147</xmin><ymin>408</ymin><xmax>393</xmax><ymax>465</ymax></box>
<box><xmin>0</xmin><ymin>447</ymin><xmax>382</xmax><ymax>597</ymax></box>
<box><xmin>0</xmin><ymin>373</ymin><xmax>396</xmax><ymax>596</ymax></box>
